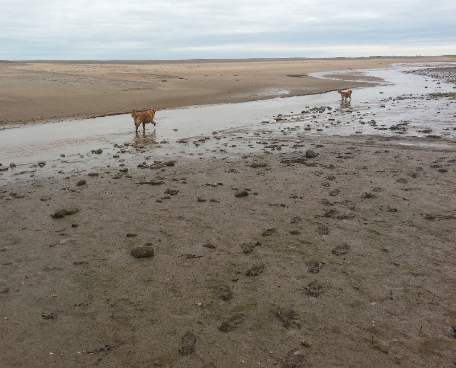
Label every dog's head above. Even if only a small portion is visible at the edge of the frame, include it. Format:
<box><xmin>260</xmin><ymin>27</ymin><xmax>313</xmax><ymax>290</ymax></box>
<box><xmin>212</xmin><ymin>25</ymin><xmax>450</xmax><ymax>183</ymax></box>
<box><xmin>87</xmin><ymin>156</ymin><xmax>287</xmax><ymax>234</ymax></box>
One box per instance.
<box><xmin>131</xmin><ymin>110</ymin><xmax>137</xmax><ymax>117</ymax></box>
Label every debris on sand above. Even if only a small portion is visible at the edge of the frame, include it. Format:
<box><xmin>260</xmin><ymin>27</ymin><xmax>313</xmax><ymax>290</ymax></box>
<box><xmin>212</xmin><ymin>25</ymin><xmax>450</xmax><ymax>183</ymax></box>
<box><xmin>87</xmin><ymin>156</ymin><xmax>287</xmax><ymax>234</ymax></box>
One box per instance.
<box><xmin>282</xmin><ymin>349</ymin><xmax>307</xmax><ymax>368</ymax></box>
<box><xmin>218</xmin><ymin>313</ymin><xmax>245</xmax><ymax>332</ymax></box>
<box><xmin>178</xmin><ymin>331</ymin><xmax>197</xmax><ymax>356</ymax></box>
<box><xmin>240</xmin><ymin>241</ymin><xmax>261</xmax><ymax>254</ymax></box>
<box><xmin>130</xmin><ymin>246</ymin><xmax>155</xmax><ymax>259</ymax></box>
<box><xmin>41</xmin><ymin>312</ymin><xmax>57</xmax><ymax>320</ymax></box>
<box><xmin>214</xmin><ymin>284</ymin><xmax>233</xmax><ymax>301</ymax></box>
<box><xmin>274</xmin><ymin>307</ymin><xmax>302</xmax><ymax>329</ymax></box>
<box><xmin>305</xmin><ymin>149</ymin><xmax>318</xmax><ymax>159</ymax></box>
<box><xmin>304</xmin><ymin>280</ymin><xmax>324</xmax><ymax>297</ymax></box>
<box><xmin>76</xmin><ymin>179</ymin><xmax>87</xmax><ymax>187</ymax></box>
<box><xmin>246</xmin><ymin>263</ymin><xmax>265</xmax><ymax>276</ymax></box>
<box><xmin>164</xmin><ymin>188</ymin><xmax>179</xmax><ymax>196</ymax></box>
<box><xmin>51</xmin><ymin>208</ymin><xmax>80</xmax><ymax>219</ymax></box>
<box><xmin>137</xmin><ymin>180</ymin><xmax>164</xmax><ymax>186</ymax></box>
<box><xmin>234</xmin><ymin>190</ymin><xmax>249</xmax><ymax>198</ymax></box>
<box><xmin>332</xmin><ymin>243</ymin><xmax>351</xmax><ymax>256</ymax></box>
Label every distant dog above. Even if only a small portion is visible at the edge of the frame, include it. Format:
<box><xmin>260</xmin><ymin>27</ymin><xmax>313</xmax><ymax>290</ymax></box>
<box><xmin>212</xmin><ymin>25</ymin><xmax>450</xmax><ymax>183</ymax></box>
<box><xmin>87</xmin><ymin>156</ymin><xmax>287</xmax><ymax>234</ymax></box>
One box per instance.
<box><xmin>338</xmin><ymin>89</ymin><xmax>352</xmax><ymax>101</ymax></box>
<box><xmin>131</xmin><ymin>108</ymin><xmax>158</xmax><ymax>132</ymax></box>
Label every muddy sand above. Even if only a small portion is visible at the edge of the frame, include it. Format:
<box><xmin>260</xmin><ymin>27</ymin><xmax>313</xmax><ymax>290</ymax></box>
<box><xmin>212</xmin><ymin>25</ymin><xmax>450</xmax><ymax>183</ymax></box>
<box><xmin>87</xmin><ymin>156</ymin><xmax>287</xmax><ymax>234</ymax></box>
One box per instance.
<box><xmin>1</xmin><ymin>63</ymin><xmax>456</xmax><ymax>368</ymax></box>
<box><xmin>1</xmin><ymin>56</ymin><xmax>455</xmax><ymax>124</ymax></box>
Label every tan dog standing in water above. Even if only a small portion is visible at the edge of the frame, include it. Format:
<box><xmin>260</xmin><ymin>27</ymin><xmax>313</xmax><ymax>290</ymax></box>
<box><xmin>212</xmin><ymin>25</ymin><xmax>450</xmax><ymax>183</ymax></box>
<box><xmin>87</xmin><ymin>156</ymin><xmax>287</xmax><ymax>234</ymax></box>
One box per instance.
<box><xmin>338</xmin><ymin>89</ymin><xmax>352</xmax><ymax>102</ymax></box>
<box><xmin>131</xmin><ymin>108</ymin><xmax>158</xmax><ymax>132</ymax></box>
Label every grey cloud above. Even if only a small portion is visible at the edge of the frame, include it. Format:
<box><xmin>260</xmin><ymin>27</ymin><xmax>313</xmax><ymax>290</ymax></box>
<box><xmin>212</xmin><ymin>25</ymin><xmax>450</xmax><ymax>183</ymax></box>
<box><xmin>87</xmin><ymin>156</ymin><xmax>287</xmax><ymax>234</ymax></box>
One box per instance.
<box><xmin>1</xmin><ymin>0</ymin><xmax>455</xmax><ymax>59</ymax></box>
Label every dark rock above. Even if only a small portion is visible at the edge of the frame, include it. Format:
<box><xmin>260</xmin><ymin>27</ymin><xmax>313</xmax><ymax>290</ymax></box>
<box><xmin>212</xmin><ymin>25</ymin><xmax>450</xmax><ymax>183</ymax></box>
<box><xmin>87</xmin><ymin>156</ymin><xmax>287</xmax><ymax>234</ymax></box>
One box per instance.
<box><xmin>307</xmin><ymin>261</ymin><xmax>324</xmax><ymax>274</ymax></box>
<box><xmin>178</xmin><ymin>331</ymin><xmax>197</xmax><ymax>356</ymax></box>
<box><xmin>274</xmin><ymin>307</ymin><xmax>302</xmax><ymax>329</ymax></box>
<box><xmin>92</xmin><ymin>148</ymin><xmax>103</xmax><ymax>154</ymax></box>
<box><xmin>202</xmin><ymin>242</ymin><xmax>216</xmax><ymax>249</ymax></box>
<box><xmin>305</xmin><ymin>150</ymin><xmax>318</xmax><ymax>159</ymax></box>
<box><xmin>240</xmin><ymin>241</ymin><xmax>260</xmax><ymax>254</ymax></box>
<box><xmin>215</xmin><ymin>284</ymin><xmax>233</xmax><ymax>301</ymax></box>
<box><xmin>304</xmin><ymin>280</ymin><xmax>324</xmax><ymax>297</ymax></box>
<box><xmin>332</xmin><ymin>243</ymin><xmax>351</xmax><ymax>256</ymax></box>
<box><xmin>246</xmin><ymin>263</ymin><xmax>265</xmax><ymax>276</ymax></box>
<box><xmin>262</xmin><ymin>228</ymin><xmax>277</xmax><ymax>237</ymax></box>
<box><xmin>218</xmin><ymin>313</ymin><xmax>245</xmax><ymax>332</ymax></box>
<box><xmin>51</xmin><ymin>208</ymin><xmax>80</xmax><ymax>219</ymax></box>
<box><xmin>165</xmin><ymin>188</ymin><xmax>179</xmax><ymax>196</ymax></box>
<box><xmin>234</xmin><ymin>190</ymin><xmax>249</xmax><ymax>198</ymax></box>
<box><xmin>130</xmin><ymin>247</ymin><xmax>155</xmax><ymax>258</ymax></box>
<box><xmin>76</xmin><ymin>179</ymin><xmax>87</xmax><ymax>187</ymax></box>
<box><xmin>41</xmin><ymin>312</ymin><xmax>57</xmax><ymax>320</ymax></box>
<box><xmin>282</xmin><ymin>349</ymin><xmax>307</xmax><ymax>368</ymax></box>
<box><xmin>137</xmin><ymin>180</ymin><xmax>164</xmax><ymax>186</ymax></box>
<box><xmin>329</xmin><ymin>189</ymin><xmax>340</xmax><ymax>196</ymax></box>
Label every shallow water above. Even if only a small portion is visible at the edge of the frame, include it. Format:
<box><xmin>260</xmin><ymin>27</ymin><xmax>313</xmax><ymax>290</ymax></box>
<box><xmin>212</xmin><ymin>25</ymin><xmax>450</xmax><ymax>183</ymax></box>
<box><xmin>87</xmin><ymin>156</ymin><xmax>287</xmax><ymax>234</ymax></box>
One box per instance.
<box><xmin>0</xmin><ymin>63</ymin><xmax>455</xmax><ymax>168</ymax></box>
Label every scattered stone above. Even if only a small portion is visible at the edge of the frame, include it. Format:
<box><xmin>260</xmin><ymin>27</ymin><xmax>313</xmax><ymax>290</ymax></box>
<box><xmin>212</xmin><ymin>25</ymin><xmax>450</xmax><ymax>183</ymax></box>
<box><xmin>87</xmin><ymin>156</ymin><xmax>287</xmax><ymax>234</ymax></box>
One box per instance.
<box><xmin>262</xmin><ymin>228</ymin><xmax>277</xmax><ymax>237</ymax></box>
<box><xmin>215</xmin><ymin>284</ymin><xmax>233</xmax><ymax>301</ymax></box>
<box><xmin>240</xmin><ymin>241</ymin><xmax>260</xmax><ymax>254</ymax></box>
<box><xmin>88</xmin><ymin>172</ymin><xmax>99</xmax><ymax>177</ymax></box>
<box><xmin>178</xmin><ymin>331</ymin><xmax>197</xmax><ymax>356</ymax></box>
<box><xmin>274</xmin><ymin>307</ymin><xmax>302</xmax><ymax>329</ymax></box>
<box><xmin>51</xmin><ymin>208</ymin><xmax>80</xmax><ymax>219</ymax></box>
<box><xmin>218</xmin><ymin>313</ymin><xmax>245</xmax><ymax>332</ymax></box>
<box><xmin>329</xmin><ymin>189</ymin><xmax>340</xmax><ymax>196</ymax></box>
<box><xmin>361</xmin><ymin>192</ymin><xmax>376</xmax><ymax>199</ymax></box>
<box><xmin>126</xmin><ymin>233</ymin><xmax>137</xmax><ymax>238</ymax></box>
<box><xmin>165</xmin><ymin>188</ymin><xmax>179</xmax><ymax>196</ymax></box>
<box><xmin>38</xmin><ymin>161</ymin><xmax>46</xmax><ymax>167</ymax></box>
<box><xmin>246</xmin><ymin>263</ymin><xmax>265</xmax><ymax>276</ymax></box>
<box><xmin>305</xmin><ymin>149</ymin><xmax>318</xmax><ymax>159</ymax></box>
<box><xmin>41</xmin><ymin>312</ymin><xmax>57</xmax><ymax>320</ymax></box>
<box><xmin>92</xmin><ymin>148</ymin><xmax>103</xmax><ymax>154</ymax></box>
<box><xmin>332</xmin><ymin>243</ymin><xmax>351</xmax><ymax>256</ymax></box>
<box><xmin>130</xmin><ymin>247</ymin><xmax>155</xmax><ymax>259</ymax></box>
<box><xmin>307</xmin><ymin>261</ymin><xmax>324</xmax><ymax>274</ymax></box>
<box><xmin>317</xmin><ymin>224</ymin><xmax>329</xmax><ymax>235</ymax></box>
<box><xmin>202</xmin><ymin>242</ymin><xmax>216</xmax><ymax>249</ymax></box>
<box><xmin>250</xmin><ymin>162</ymin><xmax>268</xmax><ymax>168</ymax></box>
<box><xmin>76</xmin><ymin>179</ymin><xmax>87</xmax><ymax>187</ymax></box>
<box><xmin>234</xmin><ymin>190</ymin><xmax>249</xmax><ymax>198</ymax></box>
<box><xmin>137</xmin><ymin>180</ymin><xmax>164</xmax><ymax>186</ymax></box>
<box><xmin>304</xmin><ymin>280</ymin><xmax>324</xmax><ymax>297</ymax></box>
<box><xmin>282</xmin><ymin>349</ymin><xmax>307</xmax><ymax>368</ymax></box>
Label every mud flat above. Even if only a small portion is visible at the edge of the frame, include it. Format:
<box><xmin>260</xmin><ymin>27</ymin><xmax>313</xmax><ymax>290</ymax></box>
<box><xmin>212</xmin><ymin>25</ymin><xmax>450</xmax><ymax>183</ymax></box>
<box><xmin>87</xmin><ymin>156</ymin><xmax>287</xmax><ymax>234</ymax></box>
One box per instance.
<box><xmin>1</xmin><ymin>64</ymin><xmax>456</xmax><ymax>368</ymax></box>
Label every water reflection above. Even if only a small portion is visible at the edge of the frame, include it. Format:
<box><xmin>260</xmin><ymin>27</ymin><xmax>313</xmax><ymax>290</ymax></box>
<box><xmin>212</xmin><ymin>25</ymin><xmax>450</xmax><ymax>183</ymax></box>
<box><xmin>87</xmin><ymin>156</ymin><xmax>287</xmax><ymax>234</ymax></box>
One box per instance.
<box><xmin>133</xmin><ymin>129</ymin><xmax>157</xmax><ymax>149</ymax></box>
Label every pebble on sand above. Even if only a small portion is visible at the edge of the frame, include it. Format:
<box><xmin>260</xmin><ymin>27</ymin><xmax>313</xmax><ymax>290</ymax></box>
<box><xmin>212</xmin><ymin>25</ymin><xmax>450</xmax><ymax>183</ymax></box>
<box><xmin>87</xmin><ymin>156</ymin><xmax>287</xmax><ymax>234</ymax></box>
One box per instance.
<box><xmin>130</xmin><ymin>246</ymin><xmax>155</xmax><ymax>259</ymax></box>
<box><xmin>51</xmin><ymin>208</ymin><xmax>80</xmax><ymax>219</ymax></box>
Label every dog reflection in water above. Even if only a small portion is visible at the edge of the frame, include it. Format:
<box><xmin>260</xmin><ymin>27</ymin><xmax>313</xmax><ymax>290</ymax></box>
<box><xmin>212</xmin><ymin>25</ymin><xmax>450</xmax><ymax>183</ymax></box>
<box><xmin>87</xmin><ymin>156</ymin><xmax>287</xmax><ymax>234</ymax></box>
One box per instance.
<box><xmin>133</xmin><ymin>129</ymin><xmax>157</xmax><ymax>149</ymax></box>
<box><xmin>340</xmin><ymin>98</ymin><xmax>352</xmax><ymax>109</ymax></box>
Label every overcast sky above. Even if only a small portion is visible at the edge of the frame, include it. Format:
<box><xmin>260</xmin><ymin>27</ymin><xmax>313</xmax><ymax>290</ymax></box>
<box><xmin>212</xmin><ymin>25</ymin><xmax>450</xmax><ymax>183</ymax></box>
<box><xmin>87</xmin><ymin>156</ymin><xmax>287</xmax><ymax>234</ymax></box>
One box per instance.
<box><xmin>1</xmin><ymin>0</ymin><xmax>455</xmax><ymax>60</ymax></box>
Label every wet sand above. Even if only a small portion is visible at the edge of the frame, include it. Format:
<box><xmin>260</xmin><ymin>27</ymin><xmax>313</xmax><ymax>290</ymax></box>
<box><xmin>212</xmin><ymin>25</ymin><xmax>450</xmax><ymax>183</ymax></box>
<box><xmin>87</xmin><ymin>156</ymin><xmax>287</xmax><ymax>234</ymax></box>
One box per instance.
<box><xmin>1</xmin><ymin>56</ymin><xmax>455</xmax><ymax>124</ymax></box>
<box><xmin>1</xmin><ymin>63</ymin><xmax>456</xmax><ymax>368</ymax></box>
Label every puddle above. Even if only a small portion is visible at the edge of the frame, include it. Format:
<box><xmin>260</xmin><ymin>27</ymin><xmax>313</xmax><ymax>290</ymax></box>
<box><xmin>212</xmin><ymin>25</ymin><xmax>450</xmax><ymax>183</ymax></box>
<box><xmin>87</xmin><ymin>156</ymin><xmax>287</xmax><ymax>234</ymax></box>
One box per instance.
<box><xmin>0</xmin><ymin>63</ymin><xmax>455</xmax><ymax>179</ymax></box>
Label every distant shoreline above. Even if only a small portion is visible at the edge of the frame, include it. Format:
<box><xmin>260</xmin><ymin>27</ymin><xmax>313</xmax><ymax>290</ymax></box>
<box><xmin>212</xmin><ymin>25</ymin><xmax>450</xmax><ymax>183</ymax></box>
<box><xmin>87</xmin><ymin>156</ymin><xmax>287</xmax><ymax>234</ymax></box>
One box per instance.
<box><xmin>2</xmin><ymin>55</ymin><xmax>455</xmax><ymax>64</ymax></box>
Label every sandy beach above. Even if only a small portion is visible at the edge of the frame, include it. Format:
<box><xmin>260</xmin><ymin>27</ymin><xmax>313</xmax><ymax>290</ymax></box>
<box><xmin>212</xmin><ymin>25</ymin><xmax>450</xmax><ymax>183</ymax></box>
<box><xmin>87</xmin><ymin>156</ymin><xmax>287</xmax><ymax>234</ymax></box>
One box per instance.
<box><xmin>1</xmin><ymin>61</ymin><xmax>456</xmax><ymax>368</ymax></box>
<box><xmin>1</xmin><ymin>56</ymin><xmax>455</xmax><ymax>125</ymax></box>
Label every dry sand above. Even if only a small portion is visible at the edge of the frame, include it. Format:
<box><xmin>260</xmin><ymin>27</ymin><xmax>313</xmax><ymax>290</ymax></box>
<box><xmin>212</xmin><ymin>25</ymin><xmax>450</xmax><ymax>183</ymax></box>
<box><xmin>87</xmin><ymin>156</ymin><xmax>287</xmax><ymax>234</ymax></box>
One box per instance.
<box><xmin>1</xmin><ymin>56</ymin><xmax>455</xmax><ymax>124</ymax></box>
